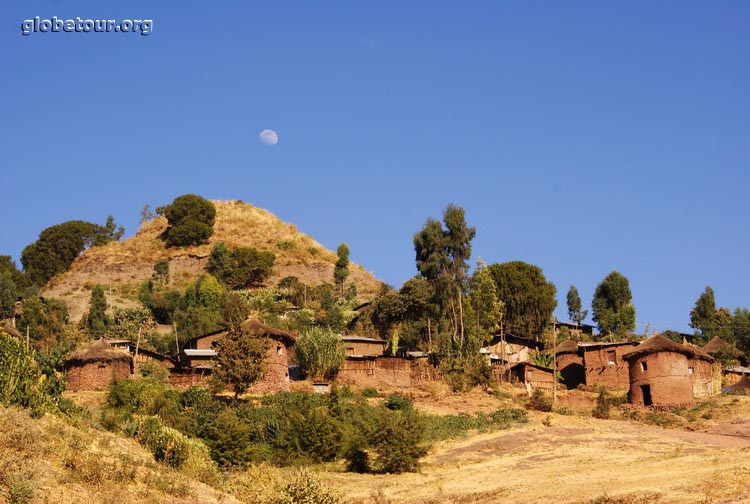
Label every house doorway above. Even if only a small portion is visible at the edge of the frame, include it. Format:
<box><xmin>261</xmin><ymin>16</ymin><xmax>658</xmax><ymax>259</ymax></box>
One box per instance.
<box><xmin>640</xmin><ymin>384</ymin><xmax>652</xmax><ymax>406</ymax></box>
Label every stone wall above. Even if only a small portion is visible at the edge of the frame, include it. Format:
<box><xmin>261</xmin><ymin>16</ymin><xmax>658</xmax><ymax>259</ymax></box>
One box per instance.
<box><xmin>247</xmin><ymin>340</ymin><xmax>291</xmax><ymax>395</ymax></box>
<box><xmin>66</xmin><ymin>359</ymin><xmax>131</xmax><ymax>391</ymax></box>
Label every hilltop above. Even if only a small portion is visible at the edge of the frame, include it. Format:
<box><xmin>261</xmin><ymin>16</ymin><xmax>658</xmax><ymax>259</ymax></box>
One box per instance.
<box><xmin>43</xmin><ymin>200</ymin><xmax>382</xmax><ymax>322</ymax></box>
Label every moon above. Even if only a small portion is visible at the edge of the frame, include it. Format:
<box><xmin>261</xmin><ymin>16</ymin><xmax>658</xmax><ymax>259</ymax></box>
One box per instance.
<box><xmin>259</xmin><ymin>129</ymin><xmax>279</xmax><ymax>146</ymax></box>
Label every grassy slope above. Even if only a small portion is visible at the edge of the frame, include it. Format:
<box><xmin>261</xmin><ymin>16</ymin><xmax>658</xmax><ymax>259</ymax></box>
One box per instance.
<box><xmin>3</xmin><ymin>390</ymin><xmax>750</xmax><ymax>504</ymax></box>
<box><xmin>43</xmin><ymin>200</ymin><xmax>382</xmax><ymax>322</ymax></box>
<box><xmin>0</xmin><ymin>405</ymin><xmax>237</xmax><ymax>504</ymax></box>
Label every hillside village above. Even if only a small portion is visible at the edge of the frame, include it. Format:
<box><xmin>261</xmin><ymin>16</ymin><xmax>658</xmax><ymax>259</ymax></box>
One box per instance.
<box><xmin>2</xmin><ymin>194</ymin><xmax>750</xmax><ymax>503</ymax></box>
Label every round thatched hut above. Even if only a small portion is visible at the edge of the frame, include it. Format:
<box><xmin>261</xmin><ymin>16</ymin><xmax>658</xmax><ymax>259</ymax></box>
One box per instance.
<box><xmin>623</xmin><ymin>335</ymin><xmax>711</xmax><ymax>407</ymax></box>
<box><xmin>554</xmin><ymin>339</ymin><xmax>584</xmax><ymax>389</ymax></box>
<box><xmin>65</xmin><ymin>341</ymin><xmax>132</xmax><ymax>391</ymax></box>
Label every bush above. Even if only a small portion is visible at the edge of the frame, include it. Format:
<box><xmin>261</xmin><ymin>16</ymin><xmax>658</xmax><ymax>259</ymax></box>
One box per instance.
<box><xmin>384</xmin><ymin>395</ymin><xmax>413</xmax><ymax>411</ymax></box>
<box><xmin>161</xmin><ymin>194</ymin><xmax>216</xmax><ymax>247</ymax></box>
<box><xmin>361</xmin><ymin>387</ymin><xmax>379</xmax><ymax>398</ymax></box>
<box><xmin>272</xmin><ymin>468</ymin><xmax>343</xmax><ymax>504</ymax></box>
<box><xmin>592</xmin><ymin>388</ymin><xmax>626</xmax><ymax>419</ymax></box>
<box><xmin>370</xmin><ymin>409</ymin><xmax>428</xmax><ymax>474</ymax></box>
<box><xmin>527</xmin><ymin>389</ymin><xmax>553</xmax><ymax>412</ymax></box>
<box><xmin>294</xmin><ymin>327</ymin><xmax>345</xmax><ymax>381</ymax></box>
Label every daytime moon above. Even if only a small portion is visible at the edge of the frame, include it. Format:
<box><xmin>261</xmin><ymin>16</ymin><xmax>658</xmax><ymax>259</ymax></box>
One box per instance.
<box><xmin>259</xmin><ymin>129</ymin><xmax>279</xmax><ymax>146</ymax></box>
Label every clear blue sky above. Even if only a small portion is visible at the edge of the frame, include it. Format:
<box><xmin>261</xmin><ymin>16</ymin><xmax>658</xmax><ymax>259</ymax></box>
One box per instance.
<box><xmin>2</xmin><ymin>1</ymin><xmax>748</xmax><ymax>333</ymax></box>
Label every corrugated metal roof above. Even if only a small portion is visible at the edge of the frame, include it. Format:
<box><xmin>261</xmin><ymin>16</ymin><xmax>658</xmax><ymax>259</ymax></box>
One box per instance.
<box><xmin>183</xmin><ymin>349</ymin><xmax>216</xmax><ymax>357</ymax></box>
<box><xmin>341</xmin><ymin>335</ymin><xmax>387</xmax><ymax>345</ymax></box>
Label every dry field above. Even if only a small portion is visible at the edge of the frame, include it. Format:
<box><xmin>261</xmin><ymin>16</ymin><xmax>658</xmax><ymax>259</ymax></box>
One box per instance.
<box><xmin>323</xmin><ymin>393</ymin><xmax>750</xmax><ymax>504</ymax></box>
<box><xmin>42</xmin><ymin>200</ymin><xmax>381</xmax><ymax>321</ymax></box>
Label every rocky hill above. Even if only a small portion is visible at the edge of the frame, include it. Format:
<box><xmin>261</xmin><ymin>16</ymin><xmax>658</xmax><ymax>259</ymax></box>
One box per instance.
<box><xmin>43</xmin><ymin>200</ymin><xmax>382</xmax><ymax>322</ymax></box>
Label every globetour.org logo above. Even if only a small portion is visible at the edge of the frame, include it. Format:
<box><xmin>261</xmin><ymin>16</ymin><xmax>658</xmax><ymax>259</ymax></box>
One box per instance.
<box><xmin>21</xmin><ymin>16</ymin><xmax>153</xmax><ymax>36</ymax></box>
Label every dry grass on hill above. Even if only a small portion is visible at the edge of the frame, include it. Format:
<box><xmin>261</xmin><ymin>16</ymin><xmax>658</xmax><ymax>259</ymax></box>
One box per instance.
<box><xmin>323</xmin><ymin>393</ymin><xmax>750</xmax><ymax>504</ymax></box>
<box><xmin>4</xmin><ymin>388</ymin><xmax>750</xmax><ymax>503</ymax></box>
<box><xmin>43</xmin><ymin>200</ymin><xmax>381</xmax><ymax>322</ymax></box>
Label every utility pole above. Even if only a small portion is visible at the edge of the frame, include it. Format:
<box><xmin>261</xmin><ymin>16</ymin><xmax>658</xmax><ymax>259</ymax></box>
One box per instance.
<box><xmin>552</xmin><ymin>320</ymin><xmax>558</xmax><ymax>404</ymax></box>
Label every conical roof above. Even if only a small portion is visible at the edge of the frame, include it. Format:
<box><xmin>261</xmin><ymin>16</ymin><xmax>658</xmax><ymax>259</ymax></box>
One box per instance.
<box><xmin>623</xmin><ymin>335</ymin><xmax>714</xmax><ymax>362</ymax></box>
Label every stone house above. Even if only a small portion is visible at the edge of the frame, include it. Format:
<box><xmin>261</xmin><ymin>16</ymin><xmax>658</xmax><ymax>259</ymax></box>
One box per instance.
<box><xmin>509</xmin><ymin>362</ymin><xmax>556</xmax><ymax>392</ymax></box>
<box><xmin>65</xmin><ymin>341</ymin><xmax>132</xmax><ymax>391</ymax></box>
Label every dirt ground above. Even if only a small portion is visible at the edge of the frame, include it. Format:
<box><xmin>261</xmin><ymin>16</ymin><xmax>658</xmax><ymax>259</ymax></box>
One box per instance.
<box><xmin>323</xmin><ymin>393</ymin><xmax>750</xmax><ymax>504</ymax></box>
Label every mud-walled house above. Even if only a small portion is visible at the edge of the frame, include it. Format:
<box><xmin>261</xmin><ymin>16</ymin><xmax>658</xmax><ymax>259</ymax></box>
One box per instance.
<box><xmin>622</xmin><ymin>335</ymin><xmax>715</xmax><ymax>407</ymax></box>
<box><xmin>65</xmin><ymin>341</ymin><xmax>132</xmax><ymax>391</ymax></box>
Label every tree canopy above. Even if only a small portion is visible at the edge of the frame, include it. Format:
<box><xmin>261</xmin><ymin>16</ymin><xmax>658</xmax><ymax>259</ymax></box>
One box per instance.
<box><xmin>566</xmin><ymin>285</ymin><xmax>588</xmax><ymax>326</ymax></box>
<box><xmin>413</xmin><ymin>204</ymin><xmax>475</xmax><ymax>347</ymax></box>
<box><xmin>21</xmin><ymin>218</ymin><xmax>124</xmax><ymax>286</ymax></box>
<box><xmin>591</xmin><ymin>271</ymin><xmax>636</xmax><ymax>337</ymax></box>
<box><xmin>334</xmin><ymin>243</ymin><xmax>350</xmax><ymax>296</ymax></box>
<box><xmin>160</xmin><ymin>194</ymin><xmax>216</xmax><ymax>247</ymax></box>
<box><xmin>206</xmin><ymin>243</ymin><xmax>275</xmax><ymax>289</ymax></box>
<box><xmin>488</xmin><ymin>261</ymin><xmax>557</xmax><ymax>341</ymax></box>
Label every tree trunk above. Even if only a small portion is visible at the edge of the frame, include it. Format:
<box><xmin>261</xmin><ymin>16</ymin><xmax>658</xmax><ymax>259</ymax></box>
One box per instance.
<box><xmin>458</xmin><ymin>291</ymin><xmax>465</xmax><ymax>346</ymax></box>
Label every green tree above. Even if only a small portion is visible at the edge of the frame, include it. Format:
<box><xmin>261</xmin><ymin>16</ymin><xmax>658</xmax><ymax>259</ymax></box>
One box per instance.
<box><xmin>0</xmin><ymin>332</ymin><xmax>57</xmax><ymax>415</ymax></box>
<box><xmin>21</xmin><ymin>219</ymin><xmax>117</xmax><ymax>285</ymax></box>
<box><xmin>16</xmin><ymin>296</ymin><xmax>70</xmax><ymax>350</ymax></box>
<box><xmin>93</xmin><ymin>215</ymin><xmax>125</xmax><ymax>245</ymax></box>
<box><xmin>87</xmin><ymin>284</ymin><xmax>109</xmax><ymax>338</ymax></box>
<box><xmin>0</xmin><ymin>272</ymin><xmax>17</xmax><ymax>320</ymax></box>
<box><xmin>566</xmin><ymin>285</ymin><xmax>588</xmax><ymax>326</ymax></box>
<box><xmin>152</xmin><ymin>259</ymin><xmax>170</xmax><ymax>285</ymax></box>
<box><xmin>161</xmin><ymin>194</ymin><xmax>216</xmax><ymax>247</ymax></box>
<box><xmin>333</xmin><ymin>243</ymin><xmax>350</xmax><ymax>297</ymax></box>
<box><xmin>732</xmin><ymin>308</ymin><xmax>750</xmax><ymax>354</ymax></box>
<box><xmin>228</xmin><ymin>248</ymin><xmax>275</xmax><ymax>289</ymax></box>
<box><xmin>206</xmin><ymin>243</ymin><xmax>275</xmax><ymax>289</ymax></box>
<box><xmin>690</xmin><ymin>286</ymin><xmax>718</xmax><ymax>339</ymax></box>
<box><xmin>468</xmin><ymin>261</ymin><xmax>504</xmax><ymax>344</ymax></box>
<box><xmin>369</xmin><ymin>409</ymin><xmax>428</xmax><ymax>473</ymax></box>
<box><xmin>212</xmin><ymin>325</ymin><xmax>268</xmax><ymax>398</ymax></box>
<box><xmin>414</xmin><ymin>205</ymin><xmax>475</xmax><ymax>347</ymax></box>
<box><xmin>294</xmin><ymin>327</ymin><xmax>345</xmax><ymax>381</ymax></box>
<box><xmin>591</xmin><ymin>271</ymin><xmax>636</xmax><ymax>338</ymax></box>
<box><xmin>488</xmin><ymin>261</ymin><xmax>557</xmax><ymax>341</ymax></box>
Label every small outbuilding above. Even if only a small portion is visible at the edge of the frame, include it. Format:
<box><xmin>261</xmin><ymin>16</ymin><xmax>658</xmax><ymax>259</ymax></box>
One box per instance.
<box><xmin>65</xmin><ymin>341</ymin><xmax>132</xmax><ymax>391</ymax></box>
<box><xmin>509</xmin><ymin>362</ymin><xmax>556</xmax><ymax>392</ymax></box>
<box><xmin>622</xmin><ymin>335</ymin><xmax>714</xmax><ymax>407</ymax></box>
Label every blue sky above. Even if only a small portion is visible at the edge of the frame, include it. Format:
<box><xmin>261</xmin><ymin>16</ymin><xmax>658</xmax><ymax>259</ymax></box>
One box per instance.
<box><xmin>1</xmin><ymin>1</ymin><xmax>748</xmax><ymax>333</ymax></box>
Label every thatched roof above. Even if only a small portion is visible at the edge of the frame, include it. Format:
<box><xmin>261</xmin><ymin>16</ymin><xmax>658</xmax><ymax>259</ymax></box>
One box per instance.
<box><xmin>240</xmin><ymin>320</ymin><xmax>296</xmax><ymax>346</ymax></box>
<box><xmin>0</xmin><ymin>323</ymin><xmax>21</xmax><ymax>339</ymax></box>
<box><xmin>67</xmin><ymin>340</ymin><xmax>132</xmax><ymax>365</ymax></box>
<box><xmin>554</xmin><ymin>339</ymin><xmax>579</xmax><ymax>355</ymax></box>
<box><xmin>702</xmin><ymin>336</ymin><xmax>743</xmax><ymax>359</ymax></box>
<box><xmin>622</xmin><ymin>335</ymin><xmax>714</xmax><ymax>362</ymax></box>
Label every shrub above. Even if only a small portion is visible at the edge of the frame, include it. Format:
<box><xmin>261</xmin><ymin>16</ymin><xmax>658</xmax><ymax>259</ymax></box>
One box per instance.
<box><xmin>527</xmin><ymin>389</ymin><xmax>553</xmax><ymax>412</ymax></box>
<box><xmin>294</xmin><ymin>327</ymin><xmax>345</xmax><ymax>381</ymax></box>
<box><xmin>384</xmin><ymin>395</ymin><xmax>413</xmax><ymax>412</ymax></box>
<box><xmin>272</xmin><ymin>468</ymin><xmax>343</xmax><ymax>504</ymax></box>
<box><xmin>161</xmin><ymin>194</ymin><xmax>216</xmax><ymax>247</ymax></box>
<box><xmin>277</xmin><ymin>240</ymin><xmax>296</xmax><ymax>250</ymax></box>
<box><xmin>370</xmin><ymin>409</ymin><xmax>428</xmax><ymax>474</ymax></box>
<box><xmin>361</xmin><ymin>387</ymin><xmax>379</xmax><ymax>398</ymax></box>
